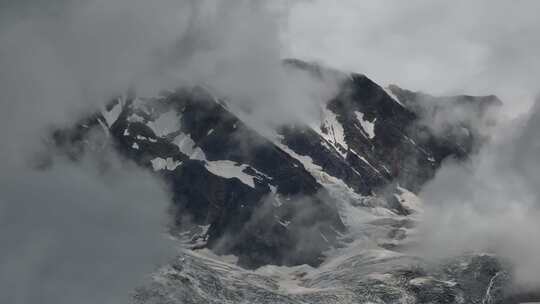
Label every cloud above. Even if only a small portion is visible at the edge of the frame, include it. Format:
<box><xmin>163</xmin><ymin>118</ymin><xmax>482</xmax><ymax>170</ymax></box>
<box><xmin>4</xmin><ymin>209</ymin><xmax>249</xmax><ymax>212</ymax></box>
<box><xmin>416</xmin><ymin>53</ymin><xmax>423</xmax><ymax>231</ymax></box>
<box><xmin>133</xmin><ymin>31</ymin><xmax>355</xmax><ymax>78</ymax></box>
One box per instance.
<box><xmin>415</xmin><ymin>98</ymin><xmax>540</xmax><ymax>288</ymax></box>
<box><xmin>0</xmin><ymin>4</ymin><xmax>199</xmax><ymax>300</ymax></box>
<box><xmin>0</xmin><ymin>147</ymin><xmax>174</xmax><ymax>304</ymax></box>
<box><xmin>286</xmin><ymin>0</ymin><xmax>540</xmax><ymax>115</ymax></box>
<box><xmin>0</xmin><ymin>0</ymin><xmax>342</xmax><ymax>302</ymax></box>
<box><xmin>0</xmin><ymin>0</ymin><xmax>197</xmax><ymax>157</ymax></box>
<box><xmin>0</xmin><ymin>0</ymin><xmax>335</xmax><ymax>152</ymax></box>
<box><xmin>156</xmin><ymin>0</ymin><xmax>341</xmax><ymax>130</ymax></box>
<box><xmin>0</xmin><ymin>1</ymin><xmax>188</xmax><ymax>303</ymax></box>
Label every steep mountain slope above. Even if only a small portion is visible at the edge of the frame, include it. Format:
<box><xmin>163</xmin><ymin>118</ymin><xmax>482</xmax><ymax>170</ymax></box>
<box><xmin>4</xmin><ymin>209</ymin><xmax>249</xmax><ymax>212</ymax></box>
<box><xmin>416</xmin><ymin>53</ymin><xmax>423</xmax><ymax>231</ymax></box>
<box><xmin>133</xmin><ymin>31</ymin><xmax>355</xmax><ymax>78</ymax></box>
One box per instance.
<box><xmin>55</xmin><ymin>86</ymin><xmax>345</xmax><ymax>269</ymax></box>
<box><xmin>53</xmin><ymin>60</ymin><xmax>506</xmax><ymax>303</ymax></box>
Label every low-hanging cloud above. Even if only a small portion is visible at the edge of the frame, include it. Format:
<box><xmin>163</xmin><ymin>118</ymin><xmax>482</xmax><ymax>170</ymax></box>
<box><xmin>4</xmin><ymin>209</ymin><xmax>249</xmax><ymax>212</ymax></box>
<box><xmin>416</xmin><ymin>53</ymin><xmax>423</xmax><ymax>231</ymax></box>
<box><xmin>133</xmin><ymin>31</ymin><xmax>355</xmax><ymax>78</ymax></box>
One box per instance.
<box><xmin>0</xmin><ymin>0</ymin><xmax>340</xmax><ymax>302</ymax></box>
<box><xmin>0</xmin><ymin>148</ymin><xmax>174</xmax><ymax>304</ymax></box>
<box><xmin>415</xmin><ymin>98</ymin><xmax>540</xmax><ymax>289</ymax></box>
<box><xmin>158</xmin><ymin>0</ymin><xmax>341</xmax><ymax>129</ymax></box>
<box><xmin>0</xmin><ymin>3</ymin><xmax>199</xmax><ymax>301</ymax></box>
<box><xmin>0</xmin><ymin>1</ymin><xmax>181</xmax><ymax>294</ymax></box>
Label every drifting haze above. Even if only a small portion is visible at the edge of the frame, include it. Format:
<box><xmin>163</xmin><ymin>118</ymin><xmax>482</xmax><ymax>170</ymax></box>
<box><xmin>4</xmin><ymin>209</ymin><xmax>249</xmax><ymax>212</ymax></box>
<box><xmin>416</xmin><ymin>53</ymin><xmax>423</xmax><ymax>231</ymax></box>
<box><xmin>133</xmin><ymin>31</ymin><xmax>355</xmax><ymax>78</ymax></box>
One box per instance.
<box><xmin>0</xmin><ymin>0</ymin><xmax>338</xmax><ymax>303</ymax></box>
<box><xmin>0</xmin><ymin>147</ymin><xmax>174</xmax><ymax>304</ymax></box>
<box><xmin>0</xmin><ymin>1</ymin><xmax>187</xmax><ymax>303</ymax></box>
<box><xmin>417</xmin><ymin>101</ymin><xmax>540</xmax><ymax>289</ymax></box>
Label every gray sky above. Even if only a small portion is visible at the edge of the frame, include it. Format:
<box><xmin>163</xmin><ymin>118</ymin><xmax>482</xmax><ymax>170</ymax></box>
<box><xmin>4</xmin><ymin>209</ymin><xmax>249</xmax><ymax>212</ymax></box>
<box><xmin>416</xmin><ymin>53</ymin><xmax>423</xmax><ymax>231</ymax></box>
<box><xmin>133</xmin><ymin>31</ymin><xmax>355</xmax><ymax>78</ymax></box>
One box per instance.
<box><xmin>285</xmin><ymin>0</ymin><xmax>540</xmax><ymax>116</ymax></box>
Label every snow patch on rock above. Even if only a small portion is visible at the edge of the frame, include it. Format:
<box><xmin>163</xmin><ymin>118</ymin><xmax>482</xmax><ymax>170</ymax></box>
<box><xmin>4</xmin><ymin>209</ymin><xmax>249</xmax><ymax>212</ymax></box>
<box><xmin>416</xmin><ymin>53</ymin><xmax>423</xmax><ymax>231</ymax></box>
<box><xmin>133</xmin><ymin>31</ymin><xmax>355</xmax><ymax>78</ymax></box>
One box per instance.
<box><xmin>147</xmin><ymin>109</ymin><xmax>181</xmax><ymax>137</ymax></box>
<box><xmin>313</xmin><ymin>108</ymin><xmax>348</xmax><ymax>156</ymax></box>
<box><xmin>205</xmin><ymin>160</ymin><xmax>258</xmax><ymax>188</ymax></box>
<box><xmin>150</xmin><ymin>157</ymin><xmax>182</xmax><ymax>171</ymax></box>
<box><xmin>172</xmin><ymin>133</ymin><xmax>206</xmax><ymax>161</ymax></box>
<box><xmin>355</xmin><ymin>111</ymin><xmax>376</xmax><ymax>139</ymax></box>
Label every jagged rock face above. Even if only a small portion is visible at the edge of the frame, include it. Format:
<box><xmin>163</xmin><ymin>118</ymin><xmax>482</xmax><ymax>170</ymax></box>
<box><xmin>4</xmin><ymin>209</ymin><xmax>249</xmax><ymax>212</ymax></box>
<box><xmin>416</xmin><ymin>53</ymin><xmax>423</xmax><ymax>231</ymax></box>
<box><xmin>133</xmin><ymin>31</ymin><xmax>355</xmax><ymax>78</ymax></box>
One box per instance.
<box><xmin>55</xmin><ymin>86</ymin><xmax>346</xmax><ymax>268</ymax></box>
<box><xmin>278</xmin><ymin>69</ymin><xmax>502</xmax><ymax>196</ymax></box>
<box><xmin>54</xmin><ymin>61</ymin><xmax>500</xmax><ymax>275</ymax></box>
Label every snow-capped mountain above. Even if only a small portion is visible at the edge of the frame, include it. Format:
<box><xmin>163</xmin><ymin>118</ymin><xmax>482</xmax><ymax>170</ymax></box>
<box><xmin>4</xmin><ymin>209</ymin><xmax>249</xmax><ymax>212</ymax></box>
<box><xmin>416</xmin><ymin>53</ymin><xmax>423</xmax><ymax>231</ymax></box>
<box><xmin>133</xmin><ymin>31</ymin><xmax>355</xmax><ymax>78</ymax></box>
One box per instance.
<box><xmin>52</xmin><ymin>60</ymin><xmax>516</xmax><ymax>303</ymax></box>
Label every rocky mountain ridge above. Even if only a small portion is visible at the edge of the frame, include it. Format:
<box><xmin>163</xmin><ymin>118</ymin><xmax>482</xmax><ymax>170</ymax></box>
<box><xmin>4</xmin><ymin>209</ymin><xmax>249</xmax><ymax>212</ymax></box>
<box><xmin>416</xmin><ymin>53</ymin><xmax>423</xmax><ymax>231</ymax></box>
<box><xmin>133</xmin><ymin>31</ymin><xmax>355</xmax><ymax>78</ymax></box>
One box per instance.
<box><xmin>51</xmin><ymin>60</ymin><xmax>515</xmax><ymax>303</ymax></box>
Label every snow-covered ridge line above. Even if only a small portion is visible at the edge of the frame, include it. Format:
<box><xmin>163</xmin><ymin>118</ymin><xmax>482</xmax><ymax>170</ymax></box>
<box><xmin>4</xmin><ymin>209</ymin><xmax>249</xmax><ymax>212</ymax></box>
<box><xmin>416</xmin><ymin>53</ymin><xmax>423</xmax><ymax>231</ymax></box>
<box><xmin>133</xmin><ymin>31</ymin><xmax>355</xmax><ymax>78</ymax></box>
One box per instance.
<box><xmin>384</xmin><ymin>86</ymin><xmax>405</xmax><ymax>107</ymax></box>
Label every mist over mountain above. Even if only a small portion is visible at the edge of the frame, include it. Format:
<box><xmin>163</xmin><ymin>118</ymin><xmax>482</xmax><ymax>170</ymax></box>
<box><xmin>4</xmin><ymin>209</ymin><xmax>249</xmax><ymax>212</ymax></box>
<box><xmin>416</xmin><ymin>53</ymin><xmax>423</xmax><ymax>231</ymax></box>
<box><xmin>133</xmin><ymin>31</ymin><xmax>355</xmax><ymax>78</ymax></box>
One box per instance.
<box><xmin>1</xmin><ymin>1</ymin><xmax>540</xmax><ymax>304</ymax></box>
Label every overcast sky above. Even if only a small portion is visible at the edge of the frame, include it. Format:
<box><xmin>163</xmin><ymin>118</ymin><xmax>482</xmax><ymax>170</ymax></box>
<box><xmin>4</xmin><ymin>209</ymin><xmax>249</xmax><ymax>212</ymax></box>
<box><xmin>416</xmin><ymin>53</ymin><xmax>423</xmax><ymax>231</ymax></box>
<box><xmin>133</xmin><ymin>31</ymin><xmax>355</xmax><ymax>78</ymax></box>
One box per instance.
<box><xmin>285</xmin><ymin>0</ymin><xmax>540</xmax><ymax>115</ymax></box>
<box><xmin>2</xmin><ymin>1</ymin><xmax>540</xmax><ymax>301</ymax></box>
